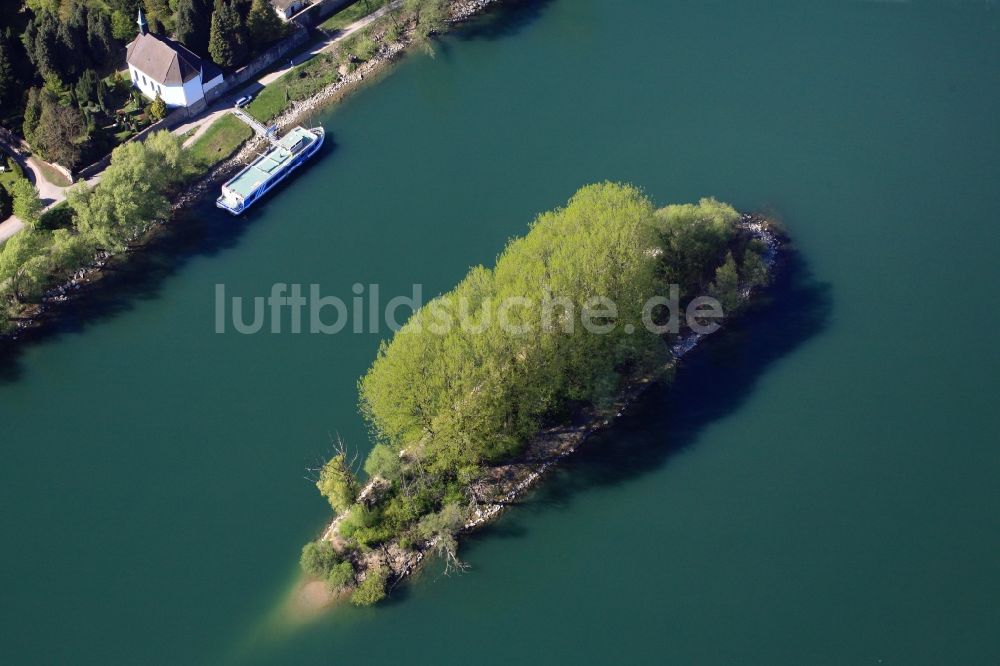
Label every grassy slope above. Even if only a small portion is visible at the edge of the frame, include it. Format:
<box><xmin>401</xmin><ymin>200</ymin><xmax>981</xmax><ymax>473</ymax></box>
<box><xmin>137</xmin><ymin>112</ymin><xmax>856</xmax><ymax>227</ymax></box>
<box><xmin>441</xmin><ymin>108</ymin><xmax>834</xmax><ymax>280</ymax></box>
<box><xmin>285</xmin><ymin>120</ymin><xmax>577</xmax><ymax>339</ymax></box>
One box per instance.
<box><xmin>34</xmin><ymin>160</ymin><xmax>71</xmax><ymax>187</ymax></box>
<box><xmin>188</xmin><ymin>115</ymin><xmax>254</xmax><ymax>167</ymax></box>
<box><xmin>319</xmin><ymin>0</ymin><xmax>391</xmax><ymax>32</ymax></box>
<box><xmin>246</xmin><ymin>53</ymin><xmax>342</xmax><ymax>124</ymax></box>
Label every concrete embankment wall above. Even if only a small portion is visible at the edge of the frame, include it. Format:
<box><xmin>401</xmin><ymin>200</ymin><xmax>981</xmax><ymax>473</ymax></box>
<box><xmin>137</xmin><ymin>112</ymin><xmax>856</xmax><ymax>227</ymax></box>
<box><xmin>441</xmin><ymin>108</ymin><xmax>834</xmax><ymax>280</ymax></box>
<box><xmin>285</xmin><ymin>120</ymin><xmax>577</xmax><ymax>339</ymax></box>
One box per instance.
<box><xmin>223</xmin><ymin>27</ymin><xmax>311</xmax><ymax>90</ymax></box>
<box><xmin>292</xmin><ymin>0</ymin><xmax>356</xmax><ymax>29</ymax></box>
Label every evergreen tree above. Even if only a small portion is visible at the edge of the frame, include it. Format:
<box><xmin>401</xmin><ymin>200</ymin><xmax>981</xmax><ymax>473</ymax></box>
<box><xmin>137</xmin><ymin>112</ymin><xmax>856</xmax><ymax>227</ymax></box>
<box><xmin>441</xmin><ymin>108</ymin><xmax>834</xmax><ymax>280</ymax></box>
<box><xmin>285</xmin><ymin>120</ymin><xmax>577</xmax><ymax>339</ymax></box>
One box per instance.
<box><xmin>86</xmin><ymin>9</ymin><xmax>116</xmax><ymax>67</ymax></box>
<box><xmin>108</xmin><ymin>0</ymin><xmax>143</xmax><ymax>15</ymax></box>
<box><xmin>22</xmin><ymin>87</ymin><xmax>43</xmax><ymax>146</ymax></box>
<box><xmin>208</xmin><ymin>0</ymin><xmax>247</xmax><ymax>68</ymax></box>
<box><xmin>143</xmin><ymin>0</ymin><xmax>174</xmax><ymax>33</ymax></box>
<box><xmin>246</xmin><ymin>0</ymin><xmax>284</xmax><ymax>46</ymax></box>
<box><xmin>59</xmin><ymin>0</ymin><xmax>91</xmax><ymax>77</ymax></box>
<box><xmin>96</xmin><ymin>78</ymin><xmax>111</xmax><ymax>113</ymax></box>
<box><xmin>174</xmin><ymin>0</ymin><xmax>212</xmax><ymax>56</ymax></box>
<box><xmin>0</xmin><ymin>185</ymin><xmax>12</xmax><ymax>222</ymax></box>
<box><xmin>0</xmin><ymin>33</ymin><xmax>15</xmax><ymax>116</ymax></box>
<box><xmin>23</xmin><ymin>13</ymin><xmax>62</xmax><ymax>79</ymax></box>
<box><xmin>74</xmin><ymin>69</ymin><xmax>100</xmax><ymax>108</ymax></box>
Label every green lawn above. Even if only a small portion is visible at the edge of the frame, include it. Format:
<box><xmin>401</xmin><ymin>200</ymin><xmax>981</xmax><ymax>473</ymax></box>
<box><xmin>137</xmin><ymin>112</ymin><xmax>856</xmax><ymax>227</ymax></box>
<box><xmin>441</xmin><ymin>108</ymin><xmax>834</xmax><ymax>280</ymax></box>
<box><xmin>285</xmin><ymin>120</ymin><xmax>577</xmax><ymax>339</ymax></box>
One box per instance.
<box><xmin>320</xmin><ymin>0</ymin><xmax>391</xmax><ymax>32</ymax></box>
<box><xmin>188</xmin><ymin>115</ymin><xmax>254</xmax><ymax>167</ymax></box>
<box><xmin>0</xmin><ymin>166</ymin><xmax>21</xmax><ymax>193</ymax></box>
<box><xmin>245</xmin><ymin>83</ymin><xmax>289</xmax><ymax>124</ymax></box>
<box><xmin>34</xmin><ymin>160</ymin><xmax>71</xmax><ymax>187</ymax></box>
<box><xmin>247</xmin><ymin>53</ymin><xmax>343</xmax><ymax>124</ymax></box>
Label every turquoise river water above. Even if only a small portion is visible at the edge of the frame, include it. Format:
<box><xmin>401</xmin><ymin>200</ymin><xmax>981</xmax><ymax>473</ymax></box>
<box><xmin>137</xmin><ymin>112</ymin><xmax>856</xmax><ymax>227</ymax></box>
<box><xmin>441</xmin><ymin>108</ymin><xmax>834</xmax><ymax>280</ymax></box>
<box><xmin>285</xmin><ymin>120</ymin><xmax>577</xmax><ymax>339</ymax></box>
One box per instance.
<box><xmin>1</xmin><ymin>1</ymin><xmax>998</xmax><ymax>664</ymax></box>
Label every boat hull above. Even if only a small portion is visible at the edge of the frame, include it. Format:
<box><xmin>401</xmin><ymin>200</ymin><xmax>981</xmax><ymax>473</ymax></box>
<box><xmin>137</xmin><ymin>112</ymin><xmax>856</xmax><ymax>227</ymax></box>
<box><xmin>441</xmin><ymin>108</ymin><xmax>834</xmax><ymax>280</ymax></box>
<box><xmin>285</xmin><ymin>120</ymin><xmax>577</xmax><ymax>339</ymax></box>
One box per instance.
<box><xmin>215</xmin><ymin>127</ymin><xmax>325</xmax><ymax>215</ymax></box>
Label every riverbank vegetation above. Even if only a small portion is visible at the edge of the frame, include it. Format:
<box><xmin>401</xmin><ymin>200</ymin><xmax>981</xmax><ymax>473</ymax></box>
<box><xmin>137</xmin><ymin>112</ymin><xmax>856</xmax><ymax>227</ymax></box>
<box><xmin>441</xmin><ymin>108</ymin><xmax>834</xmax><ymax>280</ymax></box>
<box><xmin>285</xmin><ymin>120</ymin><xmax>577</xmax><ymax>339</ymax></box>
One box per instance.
<box><xmin>0</xmin><ymin>130</ymin><xmax>193</xmax><ymax>333</ymax></box>
<box><xmin>301</xmin><ymin>182</ymin><xmax>773</xmax><ymax>605</ymax></box>
<box><xmin>1</xmin><ymin>0</ymin><xmax>488</xmax><ymax>337</ymax></box>
<box><xmin>246</xmin><ymin>0</ymin><xmax>449</xmax><ymax>124</ymax></box>
<box><xmin>320</xmin><ymin>0</ymin><xmax>394</xmax><ymax>33</ymax></box>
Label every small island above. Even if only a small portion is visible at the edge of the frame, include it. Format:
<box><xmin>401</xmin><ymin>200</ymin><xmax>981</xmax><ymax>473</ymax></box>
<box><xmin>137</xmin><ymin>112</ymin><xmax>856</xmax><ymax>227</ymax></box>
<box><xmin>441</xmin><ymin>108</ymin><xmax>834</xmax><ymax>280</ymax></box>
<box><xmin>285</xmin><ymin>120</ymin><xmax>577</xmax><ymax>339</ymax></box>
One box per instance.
<box><xmin>297</xmin><ymin>182</ymin><xmax>782</xmax><ymax>607</ymax></box>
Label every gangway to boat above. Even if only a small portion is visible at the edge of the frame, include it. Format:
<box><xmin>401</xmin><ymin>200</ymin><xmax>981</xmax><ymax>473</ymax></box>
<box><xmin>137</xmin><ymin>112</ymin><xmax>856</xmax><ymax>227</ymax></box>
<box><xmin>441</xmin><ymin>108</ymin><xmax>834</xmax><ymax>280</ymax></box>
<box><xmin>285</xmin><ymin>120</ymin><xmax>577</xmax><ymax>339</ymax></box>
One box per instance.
<box><xmin>231</xmin><ymin>108</ymin><xmax>279</xmax><ymax>146</ymax></box>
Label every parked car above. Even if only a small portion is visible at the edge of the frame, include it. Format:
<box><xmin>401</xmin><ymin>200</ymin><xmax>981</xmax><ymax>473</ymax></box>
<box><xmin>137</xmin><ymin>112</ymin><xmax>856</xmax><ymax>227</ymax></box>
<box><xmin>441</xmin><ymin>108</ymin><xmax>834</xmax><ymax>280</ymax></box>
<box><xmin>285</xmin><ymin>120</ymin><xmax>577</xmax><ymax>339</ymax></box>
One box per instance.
<box><xmin>234</xmin><ymin>95</ymin><xmax>253</xmax><ymax>108</ymax></box>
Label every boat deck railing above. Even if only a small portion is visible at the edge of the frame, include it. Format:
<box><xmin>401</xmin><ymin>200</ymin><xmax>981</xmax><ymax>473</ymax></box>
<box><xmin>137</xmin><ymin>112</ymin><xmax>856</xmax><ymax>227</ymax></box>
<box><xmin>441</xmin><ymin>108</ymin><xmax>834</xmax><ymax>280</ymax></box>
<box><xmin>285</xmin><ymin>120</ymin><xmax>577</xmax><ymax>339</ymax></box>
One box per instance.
<box><xmin>231</xmin><ymin>108</ymin><xmax>279</xmax><ymax>146</ymax></box>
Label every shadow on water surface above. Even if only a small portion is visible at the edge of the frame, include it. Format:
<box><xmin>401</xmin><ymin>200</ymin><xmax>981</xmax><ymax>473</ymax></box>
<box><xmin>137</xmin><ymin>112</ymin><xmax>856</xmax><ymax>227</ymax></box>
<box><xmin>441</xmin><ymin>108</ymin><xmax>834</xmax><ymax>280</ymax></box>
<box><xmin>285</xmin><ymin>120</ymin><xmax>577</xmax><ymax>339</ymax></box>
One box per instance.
<box><xmin>466</xmin><ymin>246</ymin><xmax>832</xmax><ymax>548</ymax></box>
<box><xmin>428</xmin><ymin>0</ymin><xmax>554</xmax><ymax>61</ymax></box>
<box><xmin>0</xmin><ymin>139</ymin><xmax>339</xmax><ymax>384</ymax></box>
<box><xmin>451</xmin><ymin>0</ymin><xmax>556</xmax><ymax>45</ymax></box>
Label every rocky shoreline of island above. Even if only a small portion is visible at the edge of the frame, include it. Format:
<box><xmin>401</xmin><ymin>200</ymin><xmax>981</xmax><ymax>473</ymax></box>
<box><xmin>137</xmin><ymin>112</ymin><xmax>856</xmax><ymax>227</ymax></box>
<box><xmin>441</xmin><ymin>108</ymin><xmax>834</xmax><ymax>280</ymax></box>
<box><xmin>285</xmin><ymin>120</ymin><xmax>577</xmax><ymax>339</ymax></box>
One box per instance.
<box><xmin>287</xmin><ymin>214</ymin><xmax>785</xmax><ymax>611</ymax></box>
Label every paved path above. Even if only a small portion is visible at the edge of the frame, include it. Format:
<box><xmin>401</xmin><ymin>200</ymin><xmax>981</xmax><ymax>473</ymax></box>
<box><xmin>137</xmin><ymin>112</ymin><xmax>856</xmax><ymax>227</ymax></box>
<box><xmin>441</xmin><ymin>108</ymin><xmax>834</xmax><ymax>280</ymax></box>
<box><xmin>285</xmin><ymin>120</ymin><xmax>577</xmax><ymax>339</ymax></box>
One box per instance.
<box><xmin>0</xmin><ymin>137</ymin><xmax>72</xmax><ymax>243</ymax></box>
<box><xmin>177</xmin><ymin>1</ymin><xmax>401</xmax><ymax>148</ymax></box>
<box><xmin>0</xmin><ymin>216</ymin><xmax>24</xmax><ymax>243</ymax></box>
<box><xmin>3</xmin><ymin>2</ymin><xmax>401</xmax><ymax>243</ymax></box>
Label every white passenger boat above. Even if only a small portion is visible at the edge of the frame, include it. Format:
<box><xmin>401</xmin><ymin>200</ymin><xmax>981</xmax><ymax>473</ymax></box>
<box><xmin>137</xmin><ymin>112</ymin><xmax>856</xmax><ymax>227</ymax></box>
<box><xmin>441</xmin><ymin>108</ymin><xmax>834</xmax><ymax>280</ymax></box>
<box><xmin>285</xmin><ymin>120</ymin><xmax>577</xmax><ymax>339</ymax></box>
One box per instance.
<box><xmin>216</xmin><ymin>125</ymin><xmax>325</xmax><ymax>215</ymax></box>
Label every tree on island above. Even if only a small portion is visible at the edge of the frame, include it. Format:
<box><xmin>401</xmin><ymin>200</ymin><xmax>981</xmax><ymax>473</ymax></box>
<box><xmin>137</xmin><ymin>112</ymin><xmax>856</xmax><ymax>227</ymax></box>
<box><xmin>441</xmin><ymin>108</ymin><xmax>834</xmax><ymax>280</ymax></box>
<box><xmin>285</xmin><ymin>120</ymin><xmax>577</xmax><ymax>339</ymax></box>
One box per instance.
<box><xmin>416</xmin><ymin>503</ymin><xmax>466</xmax><ymax>573</ymax></box>
<box><xmin>315</xmin><ymin>448</ymin><xmax>360</xmax><ymax>514</ymax></box>
<box><xmin>303</xmin><ymin>185</ymin><xmax>777</xmax><ymax>605</ymax></box>
<box><xmin>710</xmin><ymin>252</ymin><xmax>741</xmax><ymax>313</ymax></box>
<box><xmin>363</xmin><ymin>443</ymin><xmax>402</xmax><ymax>481</ymax></box>
<box><xmin>326</xmin><ymin>561</ymin><xmax>355</xmax><ymax>593</ymax></box>
<box><xmin>350</xmin><ymin>566</ymin><xmax>388</xmax><ymax>606</ymax></box>
<box><xmin>299</xmin><ymin>540</ymin><xmax>342</xmax><ymax>578</ymax></box>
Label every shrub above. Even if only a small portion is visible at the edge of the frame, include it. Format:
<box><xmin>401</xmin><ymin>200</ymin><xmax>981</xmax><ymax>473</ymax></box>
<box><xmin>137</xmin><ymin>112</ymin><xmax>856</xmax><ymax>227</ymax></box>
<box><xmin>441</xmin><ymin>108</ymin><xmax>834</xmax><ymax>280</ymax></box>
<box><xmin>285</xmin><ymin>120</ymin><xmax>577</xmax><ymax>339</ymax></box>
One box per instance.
<box><xmin>316</xmin><ymin>452</ymin><xmax>359</xmax><ymax>514</ymax></box>
<box><xmin>326</xmin><ymin>560</ymin><xmax>355</xmax><ymax>593</ymax></box>
<box><xmin>149</xmin><ymin>95</ymin><xmax>167</xmax><ymax>122</ymax></box>
<box><xmin>6</xmin><ymin>156</ymin><xmax>24</xmax><ymax>179</ymax></box>
<box><xmin>350</xmin><ymin>566</ymin><xmax>388</xmax><ymax>606</ymax></box>
<box><xmin>339</xmin><ymin>504</ymin><xmax>396</xmax><ymax>547</ymax></box>
<box><xmin>299</xmin><ymin>539</ymin><xmax>342</xmax><ymax>578</ymax></box>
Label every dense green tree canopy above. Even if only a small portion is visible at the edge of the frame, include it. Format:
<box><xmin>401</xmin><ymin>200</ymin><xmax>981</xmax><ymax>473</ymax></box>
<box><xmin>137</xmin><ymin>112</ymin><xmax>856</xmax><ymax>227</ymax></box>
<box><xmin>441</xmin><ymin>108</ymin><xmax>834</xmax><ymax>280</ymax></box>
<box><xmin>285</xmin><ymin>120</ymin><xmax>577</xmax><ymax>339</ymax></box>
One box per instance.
<box><xmin>350</xmin><ymin>566</ymin><xmax>388</xmax><ymax>606</ymax></box>
<box><xmin>323</xmin><ymin>185</ymin><xmax>771</xmax><ymax>572</ymax></box>
<box><xmin>0</xmin><ymin>130</ymin><xmax>194</xmax><ymax>332</ymax></box>
<box><xmin>175</xmin><ymin>0</ymin><xmax>212</xmax><ymax>55</ymax></box>
<box><xmin>360</xmin><ymin>183</ymin><xmax>666</xmax><ymax>477</ymax></box>
<box><xmin>315</xmin><ymin>452</ymin><xmax>360</xmax><ymax>514</ymax></box>
<box><xmin>9</xmin><ymin>178</ymin><xmax>43</xmax><ymax>227</ymax></box>
<box><xmin>68</xmin><ymin>131</ymin><xmax>193</xmax><ymax>251</ymax></box>
<box><xmin>208</xmin><ymin>0</ymin><xmax>248</xmax><ymax>68</ymax></box>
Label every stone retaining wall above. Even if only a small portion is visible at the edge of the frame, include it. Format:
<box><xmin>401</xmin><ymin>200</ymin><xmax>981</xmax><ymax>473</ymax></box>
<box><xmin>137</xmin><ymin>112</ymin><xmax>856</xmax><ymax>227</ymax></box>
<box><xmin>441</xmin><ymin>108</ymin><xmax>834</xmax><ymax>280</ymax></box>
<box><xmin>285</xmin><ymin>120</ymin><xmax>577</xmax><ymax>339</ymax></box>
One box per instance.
<box><xmin>292</xmin><ymin>0</ymin><xmax>355</xmax><ymax>29</ymax></box>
